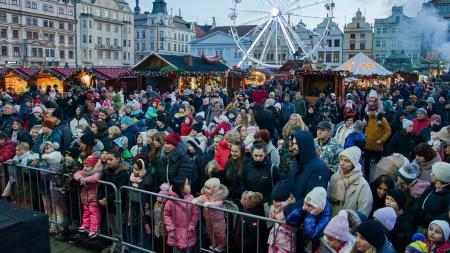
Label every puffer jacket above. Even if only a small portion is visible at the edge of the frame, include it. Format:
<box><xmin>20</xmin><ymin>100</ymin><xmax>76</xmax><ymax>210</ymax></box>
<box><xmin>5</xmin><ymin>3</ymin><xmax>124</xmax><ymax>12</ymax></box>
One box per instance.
<box><xmin>55</xmin><ymin>121</ymin><xmax>72</xmax><ymax>153</ymax></box>
<box><xmin>378</xmin><ymin>238</ymin><xmax>396</xmax><ymax>253</ymax></box>
<box><xmin>413</xmin><ymin>117</ymin><xmax>430</xmax><ymax>135</ymax></box>
<box><xmin>73</xmin><ymin>169</ymin><xmax>102</xmax><ymax>206</ymax></box>
<box><xmin>156</xmin><ymin>141</ymin><xmax>194</xmax><ymax>186</ymax></box>
<box><xmin>425</xmin><ymin>239</ymin><xmax>450</xmax><ymax>253</ymax></box>
<box><xmin>285</xmin><ymin>201</ymin><xmax>332</xmax><ymax>240</ymax></box>
<box><xmin>0</xmin><ymin>140</ymin><xmax>17</xmax><ymax>162</ymax></box>
<box><xmin>364</xmin><ymin>115</ymin><xmax>391</xmax><ymax>151</ymax></box>
<box><xmin>164</xmin><ymin>190</ymin><xmax>199</xmax><ymax>248</ymax></box>
<box><xmin>214</xmin><ymin>140</ymin><xmax>230</xmax><ymax>170</ymax></box>
<box><xmin>413</xmin><ymin>184</ymin><xmax>450</xmax><ymax>228</ymax></box>
<box><xmin>240</xmin><ymin>157</ymin><xmax>279</xmax><ymax>202</ymax></box>
<box><xmin>195</xmin><ymin>184</ymin><xmax>228</xmax><ymax>223</ymax></box>
<box><xmin>284</xmin><ymin>131</ymin><xmax>329</xmax><ymax>216</ymax></box>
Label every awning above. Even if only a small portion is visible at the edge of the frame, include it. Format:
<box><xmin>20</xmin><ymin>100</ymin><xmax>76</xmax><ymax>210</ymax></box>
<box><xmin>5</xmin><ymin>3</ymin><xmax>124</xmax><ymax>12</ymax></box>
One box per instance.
<box><xmin>12</xmin><ymin>68</ymin><xmax>40</xmax><ymax>80</ymax></box>
<box><xmin>49</xmin><ymin>68</ymin><xmax>77</xmax><ymax>80</ymax></box>
<box><xmin>0</xmin><ymin>67</ymin><xmax>10</xmax><ymax>77</ymax></box>
<box><xmin>93</xmin><ymin>67</ymin><xmax>130</xmax><ymax>80</ymax></box>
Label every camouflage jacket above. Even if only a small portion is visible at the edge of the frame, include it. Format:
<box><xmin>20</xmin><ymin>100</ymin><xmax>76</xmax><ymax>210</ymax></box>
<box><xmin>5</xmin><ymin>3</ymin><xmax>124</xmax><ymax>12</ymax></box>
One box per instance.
<box><xmin>314</xmin><ymin>137</ymin><xmax>343</xmax><ymax>173</ymax></box>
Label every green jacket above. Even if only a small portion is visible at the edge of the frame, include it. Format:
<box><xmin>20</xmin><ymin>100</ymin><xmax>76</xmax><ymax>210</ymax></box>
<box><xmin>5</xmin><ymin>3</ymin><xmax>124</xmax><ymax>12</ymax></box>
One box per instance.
<box><xmin>293</xmin><ymin>98</ymin><xmax>306</xmax><ymax>117</ymax></box>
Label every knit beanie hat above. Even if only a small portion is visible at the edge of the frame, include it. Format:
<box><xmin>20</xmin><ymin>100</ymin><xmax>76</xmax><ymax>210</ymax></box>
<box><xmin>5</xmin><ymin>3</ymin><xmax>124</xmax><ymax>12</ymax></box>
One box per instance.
<box><xmin>356</xmin><ymin>221</ymin><xmax>386</xmax><ymax>250</ymax></box>
<box><xmin>32</xmin><ymin>106</ymin><xmax>43</xmax><ymax>114</ymax></box>
<box><xmin>417</xmin><ymin>108</ymin><xmax>428</xmax><ymax>116</ymax></box>
<box><xmin>304</xmin><ymin>187</ymin><xmax>327</xmax><ymax>208</ymax></box>
<box><xmin>84</xmin><ymin>155</ymin><xmax>99</xmax><ymax>167</ymax></box>
<box><xmin>271</xmin><ymin>180</ymin><xmax>292</xmax><ymax>202</ymax></box>
<box><xmin>339</xmin><ymin>146</ymin><xmax>361</xmax><ymax>170</ymax></box>
<box><xmin>368</xmin><ymin>90</ymin><xmax>378</xmax><ymax>98</ymax></box>
<box><xmin>405</xmin><ymin>233</ymin><xmax>428</xmax><ymax>253</ymax></box>
<box><xmin>187</xmin><ymin>137</ymin><xmax>201</xmax><ymax>150</ymax></box>
<box><xmin>373</xmin><ymin>207</ymin><xmax>397</xmax><ymax>231</ymax></box>
<box><xmin>121</xmin><ymin>116</ymin><xmax>133</xmax><ymax>126</ymax></box>
<box><xmin>113</xmin><ymin>136</ymin><xmax>128</xmax><ymax>149</ymax></box>
<box><xmin>432</xmin><ymin>162</ymin><xmax>450</xmax><ymax>183</ymax></box>
<box><xmin>430</xmin><ymin>220</ymin><xmax>450</xmax><ymax>241</ymax></box>
<box><xmin>42</xmin><ymin>118</ymin><xmax>55</xmax><ymax>129</ymax></box>
<box><xmin>398</xmin><ymin>163</ymin><xmax>419</xmax><ymax>184</ymax></box>
<box><xmin>219</xmin><ymin>114</ymin><xmax>229</xmax><ymax>123</ymax></box>
<box><xmin>204</xmin><ymin>177</ymin><xmax>220</xmax><ymax>192</ymax></box>
<box><xmin>81</xmin><ymin>131</ymin><xmax>97</xmax><ymax>147</ymax></box>
<box><xmin>386</xmin><ymin>188</ymin><xmax>407</xmax><ymax>210</ymax></box>
<box><xmin>164</xmin><ymin>132</ymin><xmax>181</xmax><ymax>146</ymax></box>
<box><xmin>157</xmin><ymin>183</ymin><xmax>170</xmax><ymax>203</ymax></box>
<box><xmin>324</xmin><ymin>211</ymin><xmax>349</xmax><ymax>242</ymax></box>
<box><xmin>192</xmin><ymin>121</ymin><xmax>203</xmax><ymax>133</ymax></box>
<box><xmin>402</xmin><ymin>119</ymin><xmax>414</xmax><ymax>129</ymax></box>
<box><xmin>431</xmin><ymin>114</ymin><xmax>442</xmax><ymax>123</ymax></box>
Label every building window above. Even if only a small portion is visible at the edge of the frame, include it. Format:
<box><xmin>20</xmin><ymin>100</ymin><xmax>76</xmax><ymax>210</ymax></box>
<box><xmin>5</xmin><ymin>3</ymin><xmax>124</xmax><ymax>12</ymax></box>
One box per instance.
<box><xmin>114</xmin><ymin>25</ymin><xmax>118</xmax><ymax>33</ymax></box>
<box><xmin>375</xmin><ymin>54</ymin><xmax>380</xmax><ymax>61</ymax></box>
<box><xmin>59</xmin><ymin>7</ymin><xmax>64</xmax><ymax>14</ymax></box>
<box><xmin>0</xmin><ymin>28</ymin><xmax>6</xmax><ymax>38</ymax></box>
<box><xmin>106</xmin><ymin>38</ymin><xmax>110</xmax><ymax>46</ymax></box>
<box><xmin>325</xmin><ymin>53</ymin><xmax>332</xmax><ymax>63</ymax></box>
<box><xmin>31</xmin><ymin>1</ymin><xmax>37</xmax><ymax>9</ymax></box>
<box><xmin>318</xmin><ymin>53</ymin><xmax>324</xmax><ymax>62</ymax></box>
<box><xmin>334</xmin><ymin>39</ymin><xmax>340</xmax><ymax>47</ymax></box>
<box><xmin>327</xmin><ymin>39</ymin><xmax>332</xmax><ymax>47</ymax></box>
<box><xmin>59</xmin><ymin>35</ymin><xmax>65</xmax><ymax>44</ymax></box>
<box><xmin>114</xmin><ymin>39</ymin><xmax>118</xmax><ymax>46</ymax></box>
<box><xmin>12</xmin><ymin>30</ymin><xmax>18</xmax><ymax>39</ymax></box>
<box><xmin>159</xmin><ymin>42</ymin><xmax>164</xmax><ymax>50</ymax></box>
<box><xmin>89</xmin><ymin>35</ymin><xmax>92</xmax><ymax>43</ymax></box>
<box><xmin>68</xmin><ymin>23</ymin><xmax>74</xmax><ymax>31</ymax></box>
<box><xmin>350</xmin><ymin>43</ymin><xmax>355</xmax><ymax>50</ymax></box>
<box><xmin>1</xmin><ymin>46</ymin><xmax>7</xmax><ymax>56</ymax></box>
<box><xmin>12</xmin><ymin>15</ymin><xmax>18</xmax><ymax>24</ymax></box>
<box><xmin>167</xmin><ymin>43</ymin><xmax>170</xmax><ymax>51</ymax></box>
<box><xmin>32</xmin><ymin>18</ymin><xmax>37</xmax><ymax>26</ymax></box>
<box><xmin>82</xmin><ymin>20</ymin><xmax>87</xmax><ymax>28</ymax></box>
<box><xmin>392</xmin><ymin>28</ymin><xmax>396</xmax><ymax>33</ymax></box>
<box><xmin>11</xmin><ymin>0</ymin><xmax>17</xmax><ymax>5</ymax></box>
<box><xmin>381</xmin><ymin>41</ymin><xmax>386</xmax><ymax>48</ymax></box>
<box><xmin>13</xmin><ymin>47</ymin><xmax>19</xmax><ymax>57</ymax></box>
<box><xmin>59</xmin><ymin>22</ymin><xmax>64</xmax><ymax>30</ymax></box>
<box><xmin>349</xmin><ymin>54</ymin><xmax>355</xmax><ymax>59</ymax></box>
<box><xmin>360</xmin><ymin>33</ymin><xmax>366</xmax><ymax>39</ymax></box>
<box><xmin>89</xmin><ymin>21</ymin><xmax>93</xmax><ymax>29</ymax></box>
<box><xmin>82</xmin><ymin>35</ymin><xmax>87</xmax><ymax>43</ymax></box>
<box><xmin>376</xmin><ymin>41</ymin><xmax>380</xmax><ymax>48</ymax></box>
<box><xmin>350</xmin><ymin>34</ymin><xmax>355</xmax><ymax>39</ymax></box>
<box><xmin>150</xmin><ymin>42</ymin><xmax>154</xmax><ymax>50</ymax></box>
<box><xmin>25</xmin><ymin>0</ymin><xmax>31</xmax><ymax>8</ymax></box>
<box><xmin>142</xmin><ymin>32</ymin><xmax>145</xmax><ymax>39</ymax></box>
<box><xmin>106</xmin><ymin>24</ymin><xmax>110</xmax><ymax>32</ymax></box>
<box><xmin>136</xmin><ymin>43</ymin><xmax>140</xmax><ymax>50</ymax></box>
<box><xmin>97</xmin><ymin>23</ymin><xmax>102</xmax><ymax>31</ymax></box>
<box><xmin>0</xmin><ymin>13</ymin><xmax>6</xmax><ymax>22</ymax></box>
<box><xmin>142</xmin><ymin>43</ymin><xmax>145</xmax><ymax>51</ymax></box>
<box><xmin>360</xmin><ymin>43</ymin><xmax>366</xmax><ymax>50</ymax></box>
<box><xmin>333</xmin><ymin>53</ymin><xmax>340</xmax><ymax>63</ymax></box>
<box><xmin>136</xmin><ymin>31</ymin><xmax>140</xmax><ymax>39</ymax></box>
<box><xmin>68</xmin><ymin>36</ymin><xmax>74</xmax><ymax>45</ymax></box>
<box><xmin>114</xmin><ymin>52</ymin><xmax>118</xmax><ymax>60</ymax></box>
<box><xmin>37</xmin><ymin>48</ymin><xmax>43</xmax><ymax>57</ymax></box>
<box><xmin>60</xmin><ymin>50</ymin><xmax>65</xmax><ymax>59</ymax></box>
<box><xmin>173</xmin><ymin>43</ymin><xmax>177</xmax><ymax>52</ymax></box>
<box><xmin>106</xmin><ymin>51</ymin><xmax>111</xmax><ymax>60</ymax></box>
<box><xmin>382</xmin><ymin>28</ymin><xmax>387</xmax><ymax>34</ymax></box>
<box><xmin>123</xmin><ymin>52</ymin><xmax>126</xmax><ymax>60</ymax></box>
<box><xmin>97</xmin><ymin>37</ymin><xmax>102</xmax><ymax>45</ymax></box>
<box><xmin>68</xmin><ymin>50</ymin><xmax>73</xmax><ymax>59</ymax></box>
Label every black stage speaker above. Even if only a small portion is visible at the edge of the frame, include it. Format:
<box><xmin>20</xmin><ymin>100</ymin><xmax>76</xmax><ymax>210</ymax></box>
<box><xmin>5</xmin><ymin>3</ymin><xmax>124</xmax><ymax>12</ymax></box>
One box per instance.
<box><xmin>0</xmin><ymin>200</ymin><xmax>50</xmax><ymax>253</ymax></box>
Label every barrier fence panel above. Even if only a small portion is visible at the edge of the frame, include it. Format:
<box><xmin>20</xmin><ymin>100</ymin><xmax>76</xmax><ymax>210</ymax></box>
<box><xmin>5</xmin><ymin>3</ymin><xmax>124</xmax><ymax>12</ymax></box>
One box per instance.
<box><xmin>1</xmin><ymin>162</ymin><xmax>297</xmax><ymax>253</ymax></box>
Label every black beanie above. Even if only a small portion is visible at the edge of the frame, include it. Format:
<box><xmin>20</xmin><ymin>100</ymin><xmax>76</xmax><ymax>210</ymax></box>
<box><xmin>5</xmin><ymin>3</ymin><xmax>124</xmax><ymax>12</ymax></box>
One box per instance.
<box><xmin>81</xmin><ymin>131</ymin><xmax>96</xmax><ymax>147</ymax></box>
<box><xmin>387</xmin><ymin>188</ymin><xmax>406</xmax><ymax>210</ymax></box>
<box><xmin>192</xmin><ymin>121</ymin><xmax>203</xmax><ymax>133</ymax></box>
<box><xmin>271</xmin><ymin>180</ymin><xmax>292</xmax><ymax>202</ymax></box>
<box><xmin>356</xmin><ymin>221</ymin><xmax>386</xmax><ymax>250</ymax></box>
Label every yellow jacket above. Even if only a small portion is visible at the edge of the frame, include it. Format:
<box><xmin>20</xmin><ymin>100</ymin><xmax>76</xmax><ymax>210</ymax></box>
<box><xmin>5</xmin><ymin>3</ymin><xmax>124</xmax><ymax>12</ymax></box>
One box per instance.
<box><xmin>364</xmin><ymin>116</ymin><xmax>391</xmax><ymax>151</ymax></box>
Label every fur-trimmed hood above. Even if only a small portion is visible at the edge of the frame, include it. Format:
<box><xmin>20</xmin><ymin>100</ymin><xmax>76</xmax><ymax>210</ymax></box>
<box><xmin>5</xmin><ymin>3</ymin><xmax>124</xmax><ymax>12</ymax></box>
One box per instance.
<box><xmin>201</xmin><ymin>183</ymin><xmax>229</xmax><ymax>201</ymax></box>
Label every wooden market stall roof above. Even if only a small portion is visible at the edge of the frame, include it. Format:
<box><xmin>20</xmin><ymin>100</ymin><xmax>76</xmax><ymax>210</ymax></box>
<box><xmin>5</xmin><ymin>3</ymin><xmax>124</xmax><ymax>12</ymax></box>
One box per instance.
<box><xmin>133</xmin><ymin>53</ymin><xmax>230</xmax><ymax>74</ymax></box>
<box><xmin>49</xmin><ymin>68</ymin><xmax>78</xmax><ymax>80</ymax></box>
<box><xmin>13</xmin><ymin>68</ymin><xmax>40</xmax><ymax>80</ymax></box>
<box><xmin>0</xmin><ymin>67</ymin><xmax>10</xmax><ymax>76</ymax></box>
<box><xmin>334</xmin><ymin>53</ymin><xmax>393</xmax><ymax>77</ymax></box>
<box><xmin>93</xmin><ymin>67</ymin><xmax>130</xmax><ymax>80</ymax></box>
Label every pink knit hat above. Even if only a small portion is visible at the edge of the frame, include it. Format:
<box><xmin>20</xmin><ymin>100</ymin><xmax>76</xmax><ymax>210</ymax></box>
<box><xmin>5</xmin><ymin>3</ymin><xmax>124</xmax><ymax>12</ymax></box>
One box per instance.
<box><xmin>324</xmin><ymin>211</ymin><xmax>349</xmax><ymax>242</ymax></box>
<box><xmin>157</xmin><ymin>183</ymin><xmax>170</xmax><ymax>203</ymax></box>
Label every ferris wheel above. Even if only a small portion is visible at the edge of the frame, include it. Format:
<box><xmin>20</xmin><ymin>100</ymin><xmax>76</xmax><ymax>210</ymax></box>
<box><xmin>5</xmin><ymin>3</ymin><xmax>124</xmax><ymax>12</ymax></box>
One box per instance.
<box><xmin>229</xmin><ymin>0</ymin><xmax>335</xmax><ymax>68</ymax></box>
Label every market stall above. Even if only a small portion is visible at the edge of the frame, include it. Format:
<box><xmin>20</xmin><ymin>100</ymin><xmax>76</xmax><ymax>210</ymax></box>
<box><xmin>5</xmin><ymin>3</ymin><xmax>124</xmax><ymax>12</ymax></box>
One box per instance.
<box><xmin>130</xmin><ymin>53</ymin><xmax>232</xmax><ymax>94</ymax></box>
<box><xmin>93</xmin><ymin>67</ymin><xmax>132</xmax><ymax>92</ymax></box>
<box><xmin>334</xmin><ymin>53</ymin><xmax>393</xmax><ymax>90</ymax></box>
<box><xmin>296</xmin><ymin>69</ymin><xmax>347</xmax><ymax>104</ymax></box>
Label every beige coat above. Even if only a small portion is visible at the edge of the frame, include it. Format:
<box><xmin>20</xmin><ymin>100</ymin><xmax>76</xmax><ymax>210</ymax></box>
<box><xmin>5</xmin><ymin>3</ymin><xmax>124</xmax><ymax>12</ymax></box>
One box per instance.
<box><xmin>328</xmin><ymin>173</ymin><xmax>373</xmax><ymax>217</ymax></box>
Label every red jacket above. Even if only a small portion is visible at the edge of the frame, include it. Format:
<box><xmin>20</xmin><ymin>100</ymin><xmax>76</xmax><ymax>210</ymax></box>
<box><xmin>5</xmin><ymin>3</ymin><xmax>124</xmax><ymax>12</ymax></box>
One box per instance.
<box><xmin>413</xmin><ymin>117</ymin><xmax>430</xmax><ymax>135</ymax></box>
<box><xmin>426</xmin><ymin>239</ymin><xmax>450</xmax><ymax>253</ymax></box>
<box><xmin>252</xmin><ymin>89</ymin><xmax>268</xmax><ymax>104</ymax></box>
<box><xmin>0</xmin><ymin>140</ymin><xmax>16</xmax><ymax>163</ymax></box>
<box><xmin>214</xmin><ymin>140</ymin><xmax>230</xmax><ymax>170</ymax></box>
<box><xmin>180</xmin><ymin>123</ymin><xmax>192</xmax><ymax>136</ymax></box>
<box><xmin>210</xmin><ymin>122</ymin><xmax>231</xmax><ymax>137</ymax></box>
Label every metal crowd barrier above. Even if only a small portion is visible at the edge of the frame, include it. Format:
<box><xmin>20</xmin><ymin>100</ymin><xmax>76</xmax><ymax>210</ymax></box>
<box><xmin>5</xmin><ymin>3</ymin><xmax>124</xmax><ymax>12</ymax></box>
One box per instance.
<box><xmin>1</xmin><ymin>163</ymin><xmax>298</xmax><ymax>253</ymax></box>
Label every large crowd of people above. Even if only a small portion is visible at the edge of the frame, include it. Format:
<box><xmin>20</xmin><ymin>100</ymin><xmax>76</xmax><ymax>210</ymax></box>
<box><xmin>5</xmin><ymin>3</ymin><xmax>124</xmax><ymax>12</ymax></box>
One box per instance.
<box><xmin>1</xmin><ymin>79</ymin><xmax>450</xmax><ymax>253</ymax></box>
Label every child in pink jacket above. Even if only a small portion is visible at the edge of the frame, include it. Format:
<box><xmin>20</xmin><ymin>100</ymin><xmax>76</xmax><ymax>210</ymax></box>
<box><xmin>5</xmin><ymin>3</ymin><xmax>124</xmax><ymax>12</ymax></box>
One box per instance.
<box><xmin>192</xmin><ymin>178</ymin><xmax>229</xmax><ymax>252</ymax></box>
<box><xmin>164</xmin><ymin>177</ymin><xmax>199</xmax><ymax>253</ymax></box>
<box><xmin>73</xmin><ymin>155</ymin><xmax>102</xmax><ymax>238</ymax></box>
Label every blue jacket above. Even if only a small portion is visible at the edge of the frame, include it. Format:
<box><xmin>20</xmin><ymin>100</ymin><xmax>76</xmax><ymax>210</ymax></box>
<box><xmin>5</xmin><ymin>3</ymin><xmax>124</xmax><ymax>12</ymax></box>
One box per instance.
<box><xmin>281</xmin><ymin>102</ymin><xmax>295</xmax><ymax>122</ymax></box>
<box><xmin>284</xmin><ymin>131</ymin><xmax>329</xmax><ymax>215</ymax></box>
<box><xmin>32</xmin><ymin>130</ymin><xmax>63</xmax><ymax>153</ymax></box>
<box><xmin>344</xmin><ymin>130</ymin><xmax>366</xmax><ymax>150</ymax></box>
<box><xmin>379</xmin><ymin>238</ymin><xmax>396</xmax><ymax>253</ymax></box>
<box><xmin>286</xmin><ymin>201</ymin><xmax>332</xmax><ymax>240</ymax></box>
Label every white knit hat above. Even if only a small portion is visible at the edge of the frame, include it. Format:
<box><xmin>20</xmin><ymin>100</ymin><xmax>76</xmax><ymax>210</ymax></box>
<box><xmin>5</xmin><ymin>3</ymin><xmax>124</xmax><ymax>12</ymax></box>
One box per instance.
<box><xmin>373</xmin><ymin>207</ymin><xmax>397</xmax><ymax>231</ymax></box>
<box><xmin>432</xmin><ymin>162</ymin><xmax>450</xmax><ymax>183</ymax></box>
<box><xmin>205</xmin><ymin>178</ymin><xmax>221</xmax><ymax>191</ymax></box>
<box><xmin>339</xmin><ymin>146</ymin><xmax>361</xmax><ymax>170</ymax></box>
<box><xmin>368</xmin><ymin>90</ymin><xmax>378</xmax><ymax>98</ymax></box>
<box><xmin>430</xmin><ymin>220</ymin><xmax>450</xmax><ymax>241</ymax></box>
<box><xmin>402</xmin><ymin>119</ymin><xmax>413</xmax><ymax>129</ymax></box>
<box><xmin>304</xmin><ymin>187</ymin><xmax>327</xmax><ymax>208</ymax></box>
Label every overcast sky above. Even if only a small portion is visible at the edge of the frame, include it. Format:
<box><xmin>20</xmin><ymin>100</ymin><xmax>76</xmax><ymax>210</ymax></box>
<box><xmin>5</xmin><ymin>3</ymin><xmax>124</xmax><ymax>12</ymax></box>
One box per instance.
<box><xmin>127</xmin><ymin>0</ymin><xmax>427</xmax><ymax>30</ymax></box>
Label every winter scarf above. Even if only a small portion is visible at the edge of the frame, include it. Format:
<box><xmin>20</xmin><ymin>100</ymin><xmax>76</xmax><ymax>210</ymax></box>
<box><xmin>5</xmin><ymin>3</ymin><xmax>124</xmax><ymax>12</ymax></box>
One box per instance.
<box><xmin>329</xmin><ymin>168</ymin><xmax>362</xmax><ymax>202</ymax></box>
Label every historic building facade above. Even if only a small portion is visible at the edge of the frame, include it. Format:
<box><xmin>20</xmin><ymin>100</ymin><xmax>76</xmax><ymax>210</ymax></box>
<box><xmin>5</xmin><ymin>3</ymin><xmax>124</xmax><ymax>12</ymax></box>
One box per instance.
<box><xmin>76</xmin><ymin>0</ymin><xmax>134</xmax><ymax>67</ymax></box>
<box><xmin>343</xmin><ymin>9</ymin><xmax>373</xmax><ymax>61</ymax></box>
<box><xmin>0</xmin><ymin>0</ymin><xmax>76</xmax><ymax>67</ymax></box>
<box><xmin>134</xmin><ymin>0</ymin><xmax>196</xmax><ymax>63</ymax></box>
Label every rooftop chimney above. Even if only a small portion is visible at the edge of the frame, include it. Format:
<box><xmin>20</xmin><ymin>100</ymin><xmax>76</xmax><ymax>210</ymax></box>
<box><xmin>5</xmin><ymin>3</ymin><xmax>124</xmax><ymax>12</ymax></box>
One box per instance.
<box><xmin>184</xmin><ymin>54</ymin><xmax>193</xmax><ymax>66</ymax></box>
